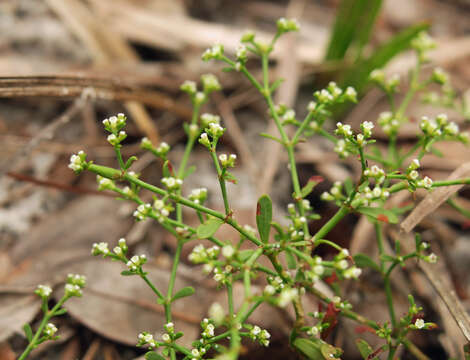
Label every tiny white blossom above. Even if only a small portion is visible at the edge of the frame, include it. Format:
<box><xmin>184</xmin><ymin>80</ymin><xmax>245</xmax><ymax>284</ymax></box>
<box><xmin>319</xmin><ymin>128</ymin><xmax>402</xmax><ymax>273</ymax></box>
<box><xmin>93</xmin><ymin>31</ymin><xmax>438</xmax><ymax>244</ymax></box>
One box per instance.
<box><xmin>414</xmin><ymin>318</ymin><xmax>425</xmax><ymax>329</ymax></box>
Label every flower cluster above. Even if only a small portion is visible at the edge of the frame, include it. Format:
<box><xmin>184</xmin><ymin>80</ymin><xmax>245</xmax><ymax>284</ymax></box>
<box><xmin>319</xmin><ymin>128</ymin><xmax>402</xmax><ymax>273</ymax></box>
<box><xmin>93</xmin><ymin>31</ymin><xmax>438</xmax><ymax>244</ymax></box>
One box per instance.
<box><xmin>419</xmin><ymin>114</ymin><xmax>468</xmax><ymax>144</ymax></box>
<box><xmin>369</xmin><ymin>70</ymin><xmax>401</xmax><ymax>94</ymax></box>
<box><xmin>153</xmin><ymin>197</ymin><xmax>172</xmax><ymax>221</ymax></box>
<box><xmin>377</xmin><ymin>111</ymin><xmax>400</xmax><ymax>136</ymax></box>
<box><xmin>200</xmin><ymin>318</ymin><xmax>216</xmax><ymax>339</ymax></box>
<box><xmin>96</xmin><ymin>175</ymin><xmax>116</xmax><ymax>191</ymax></box>
<box><xmin>332</xmin><ymin>249</ymin><xmax>362</xmax><ymax>280</ymax></box>
<box><xmin>411</xmin><ymin>31</ymin><xmax>436</xmax><ymax>61</ymax></box>
<box><xmin>321</xmin><ymin>181</ymin><xmax>344</xmax><ymax>203</ymax></box>
<box><xmin>305</xmin><ymin>256</ymin><xmax>325</xmax><ymax>283</ymax></box>
<box><xmin>102</xmin><ymin>113</ymin><xmax>126</xmax><ymax>133</ymax></box>
<box><xmin>161</xmin><ymin>177</ymin><xmax>183</xmax><ymax>191</ymax></box>
<box><xmin>188</xmin><ymin>244</ymin><xmax>220</xmax><ymax>274</ymax></box>
<box><xmin>137</xmin><ymin>331</ymin><xmax>158</xmax><ymax>349</ymax></box>
<box><xmin>126</xmin><ymin>254</ymin><xmax>147</xmax><ymax>272</ymax></box>
<box><xmin>188</xmin><ymin>188</ymin><xmax>208</xmax><ymax>204</ymax></box>
<box><xmin>133</xmin><ymin>203</ymin><xmax>152</xmax><ymax>221</ymax></box>
<box><xmin>44</xmin><ymin>323</ymin><xmax>58</xmax><ymax>338</ymax></box>
<box><xmin>276</xmin><ymin>17</ymin><xmax>300</xmax><ymax>34</ymax></box>
<box><xmin>248</xmin><ymin>325</ymin><xmax>271</xmax><ymax>347</ymax></box>
<box><xmin>364</xmin><ymin>165</ymin><xmax>386</xmax><ymax>184</ymax></box>
<box><xmin>141</xmin><ymin>138</ymin><xmax>171</xmax><ymax>159</ymax></box>
<box><xmin>314</xmin><ymin>82</ymin><xmax>357</xmax><ymax>106</ymax></box>
<box><xmin>334</xmin><ymin>120</ymin><xmax>374</xmax><ymax>156</ymax></box>
<box><xmin>64</xmin><ymin>273</ymin><xmax>86</xmax><ymax>297</ymax></box>
<box><xmin>68</xmin><ymin>150</ymin><xmax>88</xmax><ymax>173</ymax></box>
<box><xmin>107</xmin><ymin>131</ymin><xmax>127</xmax><ymax>147</ymax></box>
<box><xmin>201</xmin><ymin>44</ymin><xmax>224</xmax><ymax>62</ymax></box>
<box><xmin>218</xmin><ymin>153</ymin><xmax>237</xmax><ymax>168</ymax></box>
<box><xmin>35</xmin><ymin>284</ymin><xmax>52</xmax><ymax>298</ymax></box>
<box><xmin>91</xmin><ymin>242</ymin><xmax>109</xmax><ymax>256</ymax></box>
<box><xmin>350</xmin><ymin>185</ymin><xmax>390</xmax><ymax>208</ymax></box>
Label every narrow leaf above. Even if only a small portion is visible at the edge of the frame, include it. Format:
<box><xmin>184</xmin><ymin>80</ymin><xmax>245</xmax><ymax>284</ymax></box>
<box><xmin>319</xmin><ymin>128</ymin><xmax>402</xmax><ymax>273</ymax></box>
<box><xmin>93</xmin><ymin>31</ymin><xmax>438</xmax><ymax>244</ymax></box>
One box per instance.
<box><xmin>197</xmin><ymin>217</ymin><xmax>224</xmax><ymax>239</ymax></box>
<box><xmin>356</xmin><ymin>339</ymin><xmax>373</xmax><ymax>359</ymax></box>
<box><xmin>293</xmin><ymin>338</ymin><xmax>324</xmax><ymax>359</ymax></box>
<box><xmin>23</xmin><ymin>323</ymin><xmax>33</xmax><ymax>342</ymax></box>
<box><xmin>259</xmin><ymin>133</ymin><xmax>284</xmax><ymax>144</ymax></box>
<box><xmin>353</xmin><ymin>253</ymin><xmax>381</xmax><ymax>272</ymax></box>
<box><xmin>300</xmin><ymin>176</ymin><xmax>324</xmax><ymax>198</ymax></box>
<box><xmin>183</xmin><ymin>165</ymin><xmax>196</xmax><ymax>179</ymax></box>
<box><xmin>285</xmin><ymin>250</ymin><xmax>297</xmax><ymax>270</ymax></box>
<box><xmin>223</xmin><ymin>171</ymin><xmax>238</xmax><ymax>184</ymax></box>
<box><xmin>121</xmin><ymin>270</ymin><xmax>136</xmax><ymax>276</ymax></box>
<box><xmin>172</xmin><ymin>286</ymin><xmax>195</xmax><ymax>301</ymax></box>
<box><xmin>343</xmin><ymin>23</ymin><xmax>429</xmax><ymax>92</ymax></box>
<box><xmin>54</xmin><ymin>308</ymin><xmax>68</xmax><ymax>316</ymax></box>
<box><xmin>145</xmin><ymin>352</ymin><xmax>166</xmax><ymax>360</ymax></box>
<box><xmin>238</xmin><ymin>249</ymin><xmax>255</xmax><ymax>262</ymax></box>
<box><xmin>357</xmin><ymin>206</ymin><xmax>398</xmax><ymax>224</ymax></box>
<box><xmin>162</xmin><ymin>160</ymin><xmax>174</xmax><ymax>178</ymax></box>
<box><xmin>256</xmin><ymin>195</ymin><xmax>272</xmax><ymax>243</ymax></box>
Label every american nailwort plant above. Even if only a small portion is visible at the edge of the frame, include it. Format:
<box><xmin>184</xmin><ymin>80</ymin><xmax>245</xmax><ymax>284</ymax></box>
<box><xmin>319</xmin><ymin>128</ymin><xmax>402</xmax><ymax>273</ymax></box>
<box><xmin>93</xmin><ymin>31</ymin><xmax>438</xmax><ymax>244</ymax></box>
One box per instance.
<box><xmin>24</xmin><ymin>18</ymin><xmax>470</xmax><ymax>360</ymax></box>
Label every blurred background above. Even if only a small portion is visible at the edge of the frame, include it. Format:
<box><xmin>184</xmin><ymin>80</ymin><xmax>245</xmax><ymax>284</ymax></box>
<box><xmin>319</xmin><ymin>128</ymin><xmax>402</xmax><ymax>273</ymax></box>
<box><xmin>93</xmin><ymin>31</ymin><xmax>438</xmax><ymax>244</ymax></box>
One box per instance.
<box><xmin>1</xmin><ymin>0</ymin><xmax>470</xmax><ymax>359</ymax></box>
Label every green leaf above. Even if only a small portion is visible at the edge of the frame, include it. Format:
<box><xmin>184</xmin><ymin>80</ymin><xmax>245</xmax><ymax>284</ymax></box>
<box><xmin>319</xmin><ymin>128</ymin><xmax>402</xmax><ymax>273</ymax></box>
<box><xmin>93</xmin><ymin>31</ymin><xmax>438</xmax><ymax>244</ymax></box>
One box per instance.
<box><xmin>121</xmin><ymin>270</ymin><xmax>136</xmax><ymax>276</ymax></box>
<box><xmin>54</xmin><ymin>308</ymin><xmax>68</xmax><ymax>316</ymax></box>
<box><xmin>23</xmin><ymin>323</ymin><xmax>33</xmax><ymax>342</ymax></box>
<box><xmin>293</xmin><ymin>338</ymin><xmax>324</xmax><ymax>359</ymax></box>
<box><xmin>343</xmin><ymin>23</ymin><xmax>429</xmax><ymax>92</ymax></box>
<box><xmin>353</xmin><ymin>253</ymin><xmax>381</xmax><ymax>272</ymax></box>
<box><xmin>172</xmin><ymin>286</ymin><xmax>195</xmax><ymax>301</ymax></box>
<box><xmin>124</xmin><ymin>156</ymin><xmax>138</xmax><ymax>170</ymax></box>
<box><xmin>300</xmin><ymin>176</ymin><xmax>324</xmax><ymax>198</ymax></box>
<box><xmin>145</xmin><ymin>351</ymin><xmax>165</xmax><ymax>360</ymax></box>
<box><xmin>197</xmin><ymin>217</ymin><xmax>224</xmax><ymax>239</ymax></box>
<box><xmin>238</xmin><ymin>249</ymin><xmax>255</xmax><ymax>262</ymax></box>
<box><xmin>321</xmin><ymin>343</ymin><xmax>343</xmax><ymax>359</ymax></box>
<box><xmin>285</xmin><ymin>249</ymin><xmax>297</xmax><ymax>270</ymax></box>
<box><xmin>259</xmin><ymin>133</ymin><xmax>284</xmax><ymax>144</ymax></box>
<box><xmin>256</xmin><ymin>195</ymin><xmax>272</xmax><ymax>243</ymax></box>
<box><xmin>223</xmin><ymin>171</ymin><xmax>238</xmax><ymax>184</ymax></box>
<box><xmin>430</xmin><ymin>146</ymin><xmax>444</xmax><ymax>158</ymax></box>
<box><xmin>357</xmin><ymin>206</ymin><xmax>398</xmax><ymax>224</ymax></box>
<box><xmin>356</xmin><ymin>339</ymin><xmax>373</xmax><ymax>359</ymax></box>
<box><xmin>325</xmin><ymin>0</ymin><xmax>382</xmax><ymax>61</ymax></box>
<box><xmin>343</xmin><ymin>177</ymin><xmax>354</xmax><ymax>196</ymax></box>
<box><xmin>183</xmin><ymin>165</ymin><xmax>196</xmax><ymax>179</ymax></box>
<box><xmin>162</xmin><ymin>160</ymin><xmax>174</xmax><ymax>178</ymax></box>
<box><xmin>270</xmin><ymin>78</ymin><xmax>285</xmax><ymax>93</ymax></box>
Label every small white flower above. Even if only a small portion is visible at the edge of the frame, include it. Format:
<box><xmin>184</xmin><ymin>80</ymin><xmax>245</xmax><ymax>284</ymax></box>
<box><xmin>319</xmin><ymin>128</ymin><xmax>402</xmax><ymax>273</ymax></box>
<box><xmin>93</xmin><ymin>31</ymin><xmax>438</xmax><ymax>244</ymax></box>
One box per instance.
<box><xmin>44</xmin><ymin>323</ymin><xmax>58</xmax><ymax>337</ymax></box>
<box><xmin>414</xmin><ymin>318</ymin><xmax>425</xmax><ymax>329</ymax></box>
<box><xmin>222</xmin><ymin>245</ymin><xmax>235</xmax><ymax>258</ymax></box>
<box><xmin>36</xmin><ymin>284</ymin><xmax>52</xmax><ymax>298</ymax></box>
<box><xmin>209</xmin><ymin>302</ymin><xmax>225</xmax><ymax>325</ymax></box>
<box><xmin>162</xmin><ymin>333</ymin><xmax>171</xmax><ymax>343</ymax></box>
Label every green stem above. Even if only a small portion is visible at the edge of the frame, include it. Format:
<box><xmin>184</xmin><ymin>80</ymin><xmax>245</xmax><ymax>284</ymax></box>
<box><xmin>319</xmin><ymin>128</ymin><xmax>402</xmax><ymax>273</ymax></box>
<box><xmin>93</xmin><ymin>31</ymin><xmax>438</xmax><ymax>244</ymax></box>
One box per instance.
<box><xmin>227</xmin><ymin>282</ymin><xmax>234</xmax><ymax>317</ymax></box>
<box><xmin>115</xmin><ymin>146</ymin><xmax>125</xmax><ymax>170</ymax></box>
<box><xmin>141</xmin><ymin>273</ymin><xmax>165</xmax><ymax>300</ymax></box>
<box><xmin>447</xmin><ymin>197</ymin><xmax>470</xmax><ymax>218</ymax></box>
<box><xmin>87</xmin><ymin>164</ymin><xmax>263</xmax><ymax>246</ymax></box>
<box><xmin>165</xmin><ymin>240</ymin><xmax>184</xmax><ymax>322</ymax></box>
<box><xmin>210</xmin><ymin>150</ymin><xmax>230</xmax><ymax>216</ymax></box>
<box><xmin>176</xmin><ymin>103</ymin><xmax>201</xmax><ymax>222</ymax></box>
<box><xmin>18</xmin><ymin>296</ymin><xmax>69</xmax><ymax>360</ymax></box>
<box><xmin>375</xmin><ymin>223</ymin><xmax>396</xmax><ymax>329</ymax></box>
<box><xmin>311</xmin><ymin>206</ymin><xmax>349</xmax><ymax>244</ymax></box>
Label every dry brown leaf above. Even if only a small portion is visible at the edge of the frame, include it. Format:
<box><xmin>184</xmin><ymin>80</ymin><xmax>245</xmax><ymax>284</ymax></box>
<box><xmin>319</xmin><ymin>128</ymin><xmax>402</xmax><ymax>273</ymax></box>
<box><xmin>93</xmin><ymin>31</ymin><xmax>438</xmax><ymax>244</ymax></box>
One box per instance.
<box><xmin>0</xmin><ymin>295</ymin><xmax>40</xmax><ymax>343</ymax></box>
<box><xmin>63</xmin><ymin>259</ymin><xmax>208</xmax><ymax>347</ymax></box>
<box><xmin>0</xmin><ymin>196</ymin><xmax>130</xmax><ymax>341</ymax></box>
<box><xmin>401</xmin><ymin>162</ymin><xmax>470</xmax><ymax>232</ymax></box>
